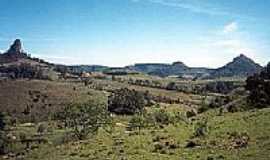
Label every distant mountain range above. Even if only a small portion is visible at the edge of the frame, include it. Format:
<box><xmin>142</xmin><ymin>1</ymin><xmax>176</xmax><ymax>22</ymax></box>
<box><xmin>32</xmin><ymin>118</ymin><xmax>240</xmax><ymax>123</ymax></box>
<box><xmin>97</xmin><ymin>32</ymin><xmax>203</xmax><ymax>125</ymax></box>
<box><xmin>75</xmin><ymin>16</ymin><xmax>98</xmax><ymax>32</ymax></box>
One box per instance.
<box><xmin>66</xmin><ymin>54</ymin><xmax>263</xmax><ymax>79</ymax></box>
<box><xmin>0</xmin><ymin>39</ymin><xmax>264</xmax><ymax>79</ymax></box>
<box><xmin>126</xmin><ymin>54</ymin><xmax>263</xmax><ymax>78</ymax></box>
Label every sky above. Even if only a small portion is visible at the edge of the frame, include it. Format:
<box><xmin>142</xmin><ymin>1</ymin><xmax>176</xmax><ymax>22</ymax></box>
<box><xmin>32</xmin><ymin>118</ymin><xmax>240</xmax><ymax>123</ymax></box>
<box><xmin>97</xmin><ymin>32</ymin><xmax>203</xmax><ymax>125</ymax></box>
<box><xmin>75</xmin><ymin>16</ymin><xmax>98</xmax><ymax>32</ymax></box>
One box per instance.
<box><xmin>0</xmin><ymin>0</ymin><xmax>269</xmax><ymax>67</ymax></box>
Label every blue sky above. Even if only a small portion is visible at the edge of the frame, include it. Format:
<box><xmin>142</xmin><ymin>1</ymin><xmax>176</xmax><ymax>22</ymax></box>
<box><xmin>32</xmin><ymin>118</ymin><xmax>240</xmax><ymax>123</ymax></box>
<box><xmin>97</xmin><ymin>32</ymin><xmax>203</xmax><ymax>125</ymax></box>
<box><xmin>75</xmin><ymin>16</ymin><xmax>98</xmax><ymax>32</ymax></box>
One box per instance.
<box><xmin>0</xmin><ymin>0</ymin><xmax>269</xmax><ymax>67</ymax></box>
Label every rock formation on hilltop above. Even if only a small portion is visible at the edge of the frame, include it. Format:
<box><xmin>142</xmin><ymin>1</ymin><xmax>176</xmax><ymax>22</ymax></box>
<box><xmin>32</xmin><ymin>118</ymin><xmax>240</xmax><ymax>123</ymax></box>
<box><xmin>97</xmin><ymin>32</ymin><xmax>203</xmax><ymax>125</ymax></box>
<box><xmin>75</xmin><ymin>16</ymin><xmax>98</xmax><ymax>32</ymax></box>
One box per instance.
<box><xmin>7</xmin><ymin>39</ymin><xmax>23</xmax><ymax>54</ymax></box>
<box><xmin>0</xmin><ymin>39</ymin><xmax>28</xmax><ymax>63</ymax></box>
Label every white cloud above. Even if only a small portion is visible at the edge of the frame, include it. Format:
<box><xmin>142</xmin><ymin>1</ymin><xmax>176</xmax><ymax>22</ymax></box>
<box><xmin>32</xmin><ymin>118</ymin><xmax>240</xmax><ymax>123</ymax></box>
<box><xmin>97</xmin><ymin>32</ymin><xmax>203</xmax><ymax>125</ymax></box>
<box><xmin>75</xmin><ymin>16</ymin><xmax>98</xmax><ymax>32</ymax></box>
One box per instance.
<box><xmin>223</xmin><ymin>22</ymin><xmax>238</xmax><ymax>33</ymax></box>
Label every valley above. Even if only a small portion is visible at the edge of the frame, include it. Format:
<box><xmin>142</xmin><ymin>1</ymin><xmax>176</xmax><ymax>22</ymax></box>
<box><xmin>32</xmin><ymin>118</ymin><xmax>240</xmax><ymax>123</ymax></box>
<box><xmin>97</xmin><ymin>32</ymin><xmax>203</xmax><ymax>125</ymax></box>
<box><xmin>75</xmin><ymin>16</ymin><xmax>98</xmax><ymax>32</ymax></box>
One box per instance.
<box><xmin>0</xmin><ymin>40</ymin><xmax>269</xmax><ymax>160</ymax></box>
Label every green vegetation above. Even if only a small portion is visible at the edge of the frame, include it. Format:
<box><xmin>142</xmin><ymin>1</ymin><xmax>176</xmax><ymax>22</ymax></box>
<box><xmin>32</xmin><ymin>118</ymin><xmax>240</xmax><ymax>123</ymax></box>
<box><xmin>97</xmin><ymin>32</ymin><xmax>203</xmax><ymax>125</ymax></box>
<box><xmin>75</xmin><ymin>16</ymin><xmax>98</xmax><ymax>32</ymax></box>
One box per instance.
<box><xmin>59</xmin><ymin>100</ymin><xmax>112</xmax><ymax>140</ymax></box>
<box><xmin>0</xmin><ymin>64</ymin><xmax>270</xmax><ymax>159</ymax></box>
<box><xmin>9</xmin><ymin>106</ymin><xmax>267</xmax><ymax>160</ymax></box>
<box><xmin>108</xmin><ymin>88</ymin><xmax>146</xmax><ymax>115</ymax></box>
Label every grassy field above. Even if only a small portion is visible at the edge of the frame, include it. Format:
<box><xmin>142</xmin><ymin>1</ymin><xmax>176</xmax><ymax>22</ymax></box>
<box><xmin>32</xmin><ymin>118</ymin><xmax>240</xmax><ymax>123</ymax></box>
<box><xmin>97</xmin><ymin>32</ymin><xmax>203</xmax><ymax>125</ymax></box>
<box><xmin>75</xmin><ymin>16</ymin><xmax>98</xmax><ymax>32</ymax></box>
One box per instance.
<box><xmin>1</xmin><ymin>78</ymin><xmax>269</xmax><ymax>160</ymax></box>
<box><xmin>16</xmin><ymin>105</ymin><xmax>270</xmax><ymax>160</ymax></box>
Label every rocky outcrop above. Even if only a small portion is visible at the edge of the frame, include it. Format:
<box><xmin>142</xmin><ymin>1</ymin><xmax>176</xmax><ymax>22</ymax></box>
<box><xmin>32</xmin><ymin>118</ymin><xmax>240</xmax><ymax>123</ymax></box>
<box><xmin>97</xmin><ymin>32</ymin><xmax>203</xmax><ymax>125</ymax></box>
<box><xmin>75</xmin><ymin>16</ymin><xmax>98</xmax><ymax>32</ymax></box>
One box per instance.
<box><xmin>0</xmin><ymin>39</ymin><xmax>28</xmax><ymax>63</ymax></box>
<box><xmin>7</xmin><ymin>39</ymin><xmax>23</xmax><ymax>54</ymax></box>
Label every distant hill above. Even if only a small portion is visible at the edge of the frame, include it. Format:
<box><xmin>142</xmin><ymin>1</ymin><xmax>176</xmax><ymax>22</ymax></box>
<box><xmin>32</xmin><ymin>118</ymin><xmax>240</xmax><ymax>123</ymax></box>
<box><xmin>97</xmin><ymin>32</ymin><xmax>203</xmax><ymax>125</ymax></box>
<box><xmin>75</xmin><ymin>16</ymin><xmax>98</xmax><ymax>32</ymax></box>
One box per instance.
<box><xmin>127</xmin><ymin>54</ymin><xmax>263</xmax><ymax>78</ymax></box>
<box><xmin>211</xmin><ymin>54</ymin><xmax>263</xmax><ymax>78</ymax></box>
<box><xmin>127</xmin><ymin>61</ymin><xmax>212</xmax><ymax>78</ymax></box>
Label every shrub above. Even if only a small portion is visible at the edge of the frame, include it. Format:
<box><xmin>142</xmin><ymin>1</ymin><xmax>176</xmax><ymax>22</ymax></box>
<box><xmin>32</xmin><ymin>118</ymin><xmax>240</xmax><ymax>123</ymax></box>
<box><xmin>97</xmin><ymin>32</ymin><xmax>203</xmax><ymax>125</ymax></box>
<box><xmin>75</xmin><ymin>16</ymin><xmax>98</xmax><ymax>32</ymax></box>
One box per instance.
<box><xmin>108</xmin><ymin>88</ymin><xmax>145</xmax><ymax>115</ymax></box>
<box><xmin>128</xmin><ymin>114</ymin><xmax>146</xmax><ymax>131</ymax></box>
<box><xmin>193</xmin><ymin>119</ymin><xmax>208</xmax><ymax>137</ymax></box>
<box><xmin>185</xmin><ymin>140</ymin><xmax>200</xmax><ymax>148</ymax></box>
<box><xmin>61</xmin><ymin>100</ymin><xmax>112</xmax><ymax>140</ymax></box>
<box><xmin>151</xmin><ymin>109</ymin><xmax>172</xmax><ymax>125</ymax></box>
<box><xmin>186</xmin><ymin>110</ymin><xmax>196</xmax><ymax>118</ymax></box>
<box><xmin>0</xmin><ymin>113</ymin><xmax>7</xmax><ymax>131</ymax></box>
<box><xmin>198</xmin><ymin>96</ymin><xmax>209</xmax><ymax>114</ymax></box>
<box><xmin>208</xmin><ymin>96</ymin><xmax>230</xmax><ymax>109</ymax></box>
<box><xmin>127</xmin><ymin>111</ymin><xmax>157</xmax><ymax>131</ymax></box>
<box><xmin>166</xmin><ymin>82</ymin><xmax>177</xmax><ymax>90</ymax></box>
<box><xmin>37</xmin><ymin>123</ymin><xmax>47</xmax><ymax>134</ymax></box>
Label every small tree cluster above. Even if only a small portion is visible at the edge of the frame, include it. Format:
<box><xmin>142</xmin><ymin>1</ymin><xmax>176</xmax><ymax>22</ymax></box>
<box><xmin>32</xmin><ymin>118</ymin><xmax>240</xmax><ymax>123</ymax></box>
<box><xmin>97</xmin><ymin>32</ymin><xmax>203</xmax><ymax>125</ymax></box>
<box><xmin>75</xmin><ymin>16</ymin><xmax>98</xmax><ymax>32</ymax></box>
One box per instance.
<box><xmin>108</xmin><ymin>88</ymin><xmax>145</xmax><ymax>115</ymax></box>
<box><xmin>60</xmin><ymin>100</ymin><xmax>112</xmax><ymax>140</ymax></box>
<box><xmin>128</xmin><ymin>108</ymin><xmax>188</xmax><ymax>131</ymax></box>
<box><xmin>245</xmin><ymin>62</ymin><xmax>270</xmax><ymax>108</ymax></box>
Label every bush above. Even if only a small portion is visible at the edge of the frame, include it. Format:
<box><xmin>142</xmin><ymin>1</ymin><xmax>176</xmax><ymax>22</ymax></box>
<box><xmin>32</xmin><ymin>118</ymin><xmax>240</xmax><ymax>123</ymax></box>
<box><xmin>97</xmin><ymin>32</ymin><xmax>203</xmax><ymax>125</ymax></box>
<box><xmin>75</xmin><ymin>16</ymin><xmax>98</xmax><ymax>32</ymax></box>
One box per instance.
<box><xmin>60</xmin><ymin>100</ymin><xmax>112</xmax><ymax>140</ymax></box>
<box><xmin>108</xmin><ymin>88</ymin><xmax>145</xmax><ymax>115</ymax></box>
<box><xmin>186</xmin><ymin>110</ymin><xmax>196</xmax><ymax>118</ymax></box>
<box><xmin>166</xmin><ymin>82</ymin><xmax>177</xmax><ymax>90</ymax></box>
<box><xmin>128</xmin><ymin>114</ymin><xmax>146</xmax><ymax>131</ymax></box>
<box><xmin>0</xmin><ymin>113</ymin><xmax>7</xmax><ymax>131</ymax></box>
<box><xmin>37</xmin><ymin>123</ymin><xmax>47</xmax><ymax>134</ymax></box>
<box><xmin>198</xmin><ymin>96</ymin><xmax>209</xmax><ymax>114</ymax></box>
<box><xmin>151</xmin><ymin>109</ymin><xmax>172</xmax><ymax>125</ymax></box>
<box><xmin>208</xmin><ymin>96</ymin><xmax>230</xmax><ymax>109</ymax></box>
<box><xmin>193</xmin><ymin>120</ymin><xmax>208</xmax><ymax>137</ymax></box>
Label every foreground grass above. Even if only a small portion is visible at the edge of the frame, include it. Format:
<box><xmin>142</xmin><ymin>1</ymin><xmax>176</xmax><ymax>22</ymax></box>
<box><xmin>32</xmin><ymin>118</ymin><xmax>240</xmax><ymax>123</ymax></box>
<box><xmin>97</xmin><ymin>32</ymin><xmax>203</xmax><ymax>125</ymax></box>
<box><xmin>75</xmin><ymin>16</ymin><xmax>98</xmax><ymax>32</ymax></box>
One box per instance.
<box><xmin>22</xmin><ymin>106</ymin><xmax>270</xmax><ymax>160</ymax></box>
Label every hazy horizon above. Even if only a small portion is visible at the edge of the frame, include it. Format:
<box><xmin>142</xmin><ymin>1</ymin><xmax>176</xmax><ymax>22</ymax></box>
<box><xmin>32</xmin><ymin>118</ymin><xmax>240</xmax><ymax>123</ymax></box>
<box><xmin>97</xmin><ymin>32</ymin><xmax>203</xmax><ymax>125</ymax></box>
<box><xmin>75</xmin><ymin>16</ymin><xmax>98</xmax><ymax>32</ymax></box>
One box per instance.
<box><xmin>0</xmin><ymin>0</ymin><xmax>269</xmax><ymax>67</ymax></box>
